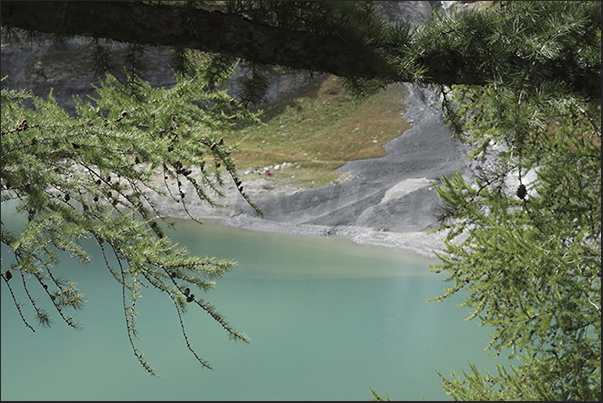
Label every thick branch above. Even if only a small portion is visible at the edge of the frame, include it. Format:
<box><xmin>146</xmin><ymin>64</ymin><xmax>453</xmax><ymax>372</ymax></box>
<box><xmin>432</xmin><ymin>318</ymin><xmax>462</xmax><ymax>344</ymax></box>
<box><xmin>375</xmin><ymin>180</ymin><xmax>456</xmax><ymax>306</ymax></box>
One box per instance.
<box><xmin>0</xmin><ymin>1</ymin><xmax>392</xmax><ymax>81</ymax></box>
<box><xmin>1</xmin><ymin>1</ymin><xmax>600</xmax><ymax>97</ymax></box>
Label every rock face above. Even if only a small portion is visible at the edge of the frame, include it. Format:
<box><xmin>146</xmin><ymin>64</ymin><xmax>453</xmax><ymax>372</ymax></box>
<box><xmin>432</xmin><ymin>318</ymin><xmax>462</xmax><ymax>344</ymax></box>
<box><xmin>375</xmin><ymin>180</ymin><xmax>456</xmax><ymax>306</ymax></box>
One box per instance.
<box><xmin>0</xmin><ymin>36</ymin><xmax>316</xmax><ymax>115</ymax></box>
<box><xmin>376</xmin><ymin>1</ymin><xmax>439</xmax><ymax>26</ymax></box>
<box><xmin>0</xmin><ymin>38</ymin><xmax>176</xmax><ymax>115</ymax></box>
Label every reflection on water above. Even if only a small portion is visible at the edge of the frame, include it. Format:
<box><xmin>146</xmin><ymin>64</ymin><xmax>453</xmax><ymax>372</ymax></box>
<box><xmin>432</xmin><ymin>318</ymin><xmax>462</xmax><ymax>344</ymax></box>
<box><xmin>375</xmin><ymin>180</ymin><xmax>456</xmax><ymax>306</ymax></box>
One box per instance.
<box><xmin>1</xmin><ymin>205</ymin><xmax>503</xmax><ymax>401</ymax></box>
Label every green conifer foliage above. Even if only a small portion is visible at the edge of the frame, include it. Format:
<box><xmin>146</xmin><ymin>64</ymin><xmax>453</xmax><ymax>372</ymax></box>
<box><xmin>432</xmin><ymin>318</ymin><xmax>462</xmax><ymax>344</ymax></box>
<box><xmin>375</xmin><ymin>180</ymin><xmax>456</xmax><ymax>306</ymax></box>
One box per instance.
<box><xmin>427</xmin><ymin>3</ymin><xmax>601</xmax><ymax>398</ymax></box>
<box><xmin>1</xmin><ymin>57</ymin><xmax>260</xmax><ymax>376</ymax></box>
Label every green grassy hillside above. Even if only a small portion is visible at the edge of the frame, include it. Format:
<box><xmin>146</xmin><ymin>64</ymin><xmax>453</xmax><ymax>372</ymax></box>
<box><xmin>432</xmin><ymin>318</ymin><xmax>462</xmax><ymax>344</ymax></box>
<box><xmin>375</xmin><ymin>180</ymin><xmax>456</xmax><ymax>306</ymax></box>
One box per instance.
<box><xmin>223</xmin><ymin>75</ymin><xmax>411</xmax><ymax>189</ymax></box>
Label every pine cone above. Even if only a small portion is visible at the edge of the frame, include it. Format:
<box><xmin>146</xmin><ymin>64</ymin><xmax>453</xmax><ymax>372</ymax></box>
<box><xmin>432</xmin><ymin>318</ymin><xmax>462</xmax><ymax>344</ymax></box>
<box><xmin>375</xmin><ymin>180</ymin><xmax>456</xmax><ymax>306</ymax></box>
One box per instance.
<box><xmin>516</xmin><ymin>183</ymin><xmax>527</xmax><ymax>200</ymax></box>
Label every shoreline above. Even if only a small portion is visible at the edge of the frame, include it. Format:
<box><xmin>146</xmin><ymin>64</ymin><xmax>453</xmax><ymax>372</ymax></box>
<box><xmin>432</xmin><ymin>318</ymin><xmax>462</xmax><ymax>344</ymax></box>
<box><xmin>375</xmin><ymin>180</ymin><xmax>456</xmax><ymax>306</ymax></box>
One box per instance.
<box><xmin>157</xmin><ymin>208</ymin><xmax>448</xmax><ymax>259</ymax></box>
<box><xmin>143</xmin><ymin>174</ymin><xmax>449</xmax><ymax>259</ymax></box>
<box><xmin>222</xmin><ymin>215</ymin><xmax>447</xmax><ymax>259</ymax></box>
<box><xmin>146</xmin><ymin>189</ymin><xmax>449</xmax><ymax>259</ymax></box>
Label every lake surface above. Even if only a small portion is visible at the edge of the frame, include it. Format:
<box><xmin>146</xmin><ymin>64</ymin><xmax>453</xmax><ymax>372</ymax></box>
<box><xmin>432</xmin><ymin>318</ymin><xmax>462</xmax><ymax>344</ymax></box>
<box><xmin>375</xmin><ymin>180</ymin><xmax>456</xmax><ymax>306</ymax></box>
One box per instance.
<box><xmin>1</xmin><ymin>203</ymin><xmax>504</xmax><ymax>401</ymax></box>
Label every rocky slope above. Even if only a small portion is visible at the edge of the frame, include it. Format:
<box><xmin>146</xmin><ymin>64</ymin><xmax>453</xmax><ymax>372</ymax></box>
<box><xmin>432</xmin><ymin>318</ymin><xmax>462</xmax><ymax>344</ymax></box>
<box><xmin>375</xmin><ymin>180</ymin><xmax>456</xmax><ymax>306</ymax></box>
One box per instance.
<box><xmin>1</xmin><ymin>1</ymin><xmax>483</xmax><ymax>256</ymax></box>
<box><xmin>139</xmin><ymin>78</ymin><xmax>475</xmax><ymax>257</ymax></box>
<box><xmin>215</xmin><ymin>82</ymin><xmax>473</xmax><ymax>257</ymax></box>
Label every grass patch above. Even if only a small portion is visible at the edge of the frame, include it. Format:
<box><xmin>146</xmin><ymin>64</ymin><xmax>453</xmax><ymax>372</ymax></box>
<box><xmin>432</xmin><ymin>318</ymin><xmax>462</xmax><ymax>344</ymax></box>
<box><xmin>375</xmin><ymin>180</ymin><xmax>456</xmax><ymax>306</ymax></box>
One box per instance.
<box><xmin>223</xmin><ymin>75</ymin><xmax>411</xmax><ymax>189</ymax></box>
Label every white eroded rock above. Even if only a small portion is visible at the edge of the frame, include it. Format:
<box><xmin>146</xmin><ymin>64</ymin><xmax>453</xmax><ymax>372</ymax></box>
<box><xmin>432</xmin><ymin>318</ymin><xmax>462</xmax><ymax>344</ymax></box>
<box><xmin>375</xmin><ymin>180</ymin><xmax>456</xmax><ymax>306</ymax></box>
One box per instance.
<box><xmin>380</xmin><ymin>178</ymin><xmax>432</xmax><ymax>204</ymax></box>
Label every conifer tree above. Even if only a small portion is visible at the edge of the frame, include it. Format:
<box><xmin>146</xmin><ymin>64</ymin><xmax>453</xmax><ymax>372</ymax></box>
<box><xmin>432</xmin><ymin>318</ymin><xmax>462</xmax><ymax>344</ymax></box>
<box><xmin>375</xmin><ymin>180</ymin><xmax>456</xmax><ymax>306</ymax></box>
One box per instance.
<box><xmin>2</xmin><ymin>56</ymin><xmax>261</xmax><ymax>376</ymax></box>
<box><xmin>1</xmin><ymin>1</ymin><xmax>600</xmax><ymax>399</ymax></box>
<box><xmin>425</xmin><ymin>2</ymin><xmax>601</xmax><ymax>400</ymax></box>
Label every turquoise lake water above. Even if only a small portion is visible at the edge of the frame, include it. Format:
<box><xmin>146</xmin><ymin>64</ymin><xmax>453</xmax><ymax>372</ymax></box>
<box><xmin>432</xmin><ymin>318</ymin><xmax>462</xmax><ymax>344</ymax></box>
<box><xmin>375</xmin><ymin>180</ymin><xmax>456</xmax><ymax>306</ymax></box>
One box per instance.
<box><xmin>1</xmin><ymin>202</ymin><xmax>506</xmax><ymax>401</ymax></box>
